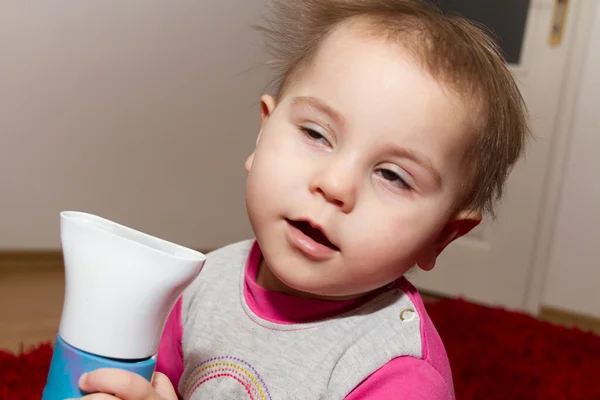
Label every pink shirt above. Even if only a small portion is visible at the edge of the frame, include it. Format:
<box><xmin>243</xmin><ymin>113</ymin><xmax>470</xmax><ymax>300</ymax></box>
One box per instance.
<box><xmin>157</xmin><ymin>243</ymin><xmax>455</xmax><ymax>399</ymax></box>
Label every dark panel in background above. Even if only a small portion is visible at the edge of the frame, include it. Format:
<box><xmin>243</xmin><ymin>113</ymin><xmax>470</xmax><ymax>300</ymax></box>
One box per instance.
<box><xmin>427</xmin><ymin>0</ymin><xmax>531</xmax><ymax>64</ymax></box>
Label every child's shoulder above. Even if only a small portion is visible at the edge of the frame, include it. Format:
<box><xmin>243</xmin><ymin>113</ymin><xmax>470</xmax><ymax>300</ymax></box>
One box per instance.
<box><xmin>348</xmin><ymin>278</ymin><xmax>452</xmax><ymax>387</ymax></box>
<box><xmin>322</xmin><ymin>279</ymin><xmax>454</xmax><ymax>398</ymax></box>
<box><xmin>397</xmin><ymin>279</ymin><xmax>453</xmax><ymax>388</ymax></box>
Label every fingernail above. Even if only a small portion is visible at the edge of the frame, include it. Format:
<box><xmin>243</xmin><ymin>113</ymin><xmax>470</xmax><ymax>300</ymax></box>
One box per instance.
<box><xmin>79</xmin><ymin>372</ymin><xmax>88</xmax><ymax>385</ymax></box>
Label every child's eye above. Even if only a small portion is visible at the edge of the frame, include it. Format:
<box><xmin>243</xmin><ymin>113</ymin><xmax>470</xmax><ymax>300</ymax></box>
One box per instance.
<box><xmin>300</xmin><ymin>127</ymin><xmax>330</xmax><ymax>146</ymax></box>
<box><xmin>376</xmin><ymin>168</ymin><xmax>412</xmax><ymax>190</ymax></box>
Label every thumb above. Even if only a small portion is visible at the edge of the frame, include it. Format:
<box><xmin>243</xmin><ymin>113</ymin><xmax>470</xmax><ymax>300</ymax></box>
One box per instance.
<box><xmin>152</xmin><ymin>372</ymin><xmax>178</xmax><ymax>400</ymax></box>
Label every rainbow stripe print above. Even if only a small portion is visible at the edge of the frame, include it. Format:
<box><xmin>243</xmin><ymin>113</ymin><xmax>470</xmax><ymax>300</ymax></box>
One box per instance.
<box><xmin>183</xmin><ymin>355</ymin><xmax>272</xmax><ymax>400</ymax></box>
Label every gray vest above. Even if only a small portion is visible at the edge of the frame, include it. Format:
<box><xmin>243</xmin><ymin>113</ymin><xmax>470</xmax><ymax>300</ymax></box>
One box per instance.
<box><xmin>179</xmin><ymin>240</ymin><xmax>423</xmax><ymax>399</ymax></box>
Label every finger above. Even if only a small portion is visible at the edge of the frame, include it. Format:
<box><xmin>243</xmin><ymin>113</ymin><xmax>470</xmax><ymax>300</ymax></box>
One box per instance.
<box><xmin>152</xmin><ymin>372</ymin><xmax>178</xmax><ymax>400</ymax></box>
<box><xmin>79</xmin><ymin>368</ymin><xmax>155</xmax><ymax>400</ymax></box>
<box><xmin>79</xmin><ymin>394</ymin><xmax>119</xmax><ymax>400</ymax></box>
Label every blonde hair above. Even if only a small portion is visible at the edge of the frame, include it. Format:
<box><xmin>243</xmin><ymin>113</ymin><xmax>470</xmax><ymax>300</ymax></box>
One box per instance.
<box><xmin>255</xmin><ymin>0</ymin><xmax>530</xmax><ymax>218</ymax></box>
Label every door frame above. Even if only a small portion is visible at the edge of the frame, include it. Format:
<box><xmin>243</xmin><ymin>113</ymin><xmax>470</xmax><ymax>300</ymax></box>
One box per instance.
<box><xmin>524</xmin><ymin>0</ymin><xmax>599</xmax><ymax>315</ymax></box>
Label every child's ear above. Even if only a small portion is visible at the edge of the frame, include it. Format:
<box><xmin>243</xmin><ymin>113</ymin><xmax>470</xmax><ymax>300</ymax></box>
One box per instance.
<box><xmin>260</xmin><ymin>94</ymin><xmax>276</xmax><ymax>124</ymax></box>
<box><xmin>245</xmin><ymin>94</ymin><xmax>276</xmax><ymax>173</ymax></box>
<box><xmin>416</xmin><ymin>210</ymin><xmax>481</xmax><ymax>271</ymax></box>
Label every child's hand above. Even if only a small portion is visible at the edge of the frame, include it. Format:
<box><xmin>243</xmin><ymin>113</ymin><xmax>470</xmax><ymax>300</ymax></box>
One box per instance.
<box><xmin>78</xmin><ymin>368</ymin><xmax>178</xmax><ymax>400</ymax></box>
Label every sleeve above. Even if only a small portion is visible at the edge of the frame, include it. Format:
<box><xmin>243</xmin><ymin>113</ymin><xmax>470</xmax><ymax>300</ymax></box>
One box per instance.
<box><xmin>345</xmin><ymin>356</ymin><xmax>455</xmax><ymax>400</ymax></box>
<box><xmin>156</xmin><ymin>296</ymin><xmax>185</xmax><ymax>399</ymax></box>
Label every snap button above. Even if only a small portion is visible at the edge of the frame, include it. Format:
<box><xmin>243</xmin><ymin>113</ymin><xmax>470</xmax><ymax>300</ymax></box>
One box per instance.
<box><xmin>399</xmin><ymin>308</ymin><xmax>416</xmax><ymax>322</ymax></box>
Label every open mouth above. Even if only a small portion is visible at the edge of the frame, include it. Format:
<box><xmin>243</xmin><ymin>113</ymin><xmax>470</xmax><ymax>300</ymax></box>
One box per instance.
<box><xmin>287</xmin><ymin>219</ymin><xmax>339</xmax><ymax>251</ymax></box>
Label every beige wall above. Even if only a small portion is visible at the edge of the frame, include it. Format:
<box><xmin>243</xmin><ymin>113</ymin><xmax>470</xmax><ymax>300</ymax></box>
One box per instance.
<box><xmin>0</xmin><ymin>1</ymin><xmax>271</xmax><ymax>250</ymax></box>
<box><xmin>542</xmin><ymin>2</ymin><xmax>600</xmax><ymax>319</ymax></box>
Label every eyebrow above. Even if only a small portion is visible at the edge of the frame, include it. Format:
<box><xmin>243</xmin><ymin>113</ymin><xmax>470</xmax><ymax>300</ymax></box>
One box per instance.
<box><xmin>292</xmin><ymin>96</ymin><xmax>346</xmax><ymax>128</ymax></box>
<box><xmin>292</xmin><ymin>96</ymin><xmax>442</xmax><ymax>187</ymax></box>
<box><xmin>392</xmin><ymin>147</ymin><xmax>442</xmax><ymax>187</ymax></box>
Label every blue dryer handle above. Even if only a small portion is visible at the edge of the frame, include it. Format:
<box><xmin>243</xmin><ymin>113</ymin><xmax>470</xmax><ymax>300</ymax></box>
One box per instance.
<box><xmin>42</xmin><ymin>334</ymin><xmax>156</xmax><ymax>400</ymax></box>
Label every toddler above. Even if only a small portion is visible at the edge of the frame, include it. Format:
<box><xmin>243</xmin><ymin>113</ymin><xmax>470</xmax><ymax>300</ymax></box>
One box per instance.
<box><xmin>77</xmin><ymin>0</ymin><xmax>529</xmax><ymax>399</ymax></box>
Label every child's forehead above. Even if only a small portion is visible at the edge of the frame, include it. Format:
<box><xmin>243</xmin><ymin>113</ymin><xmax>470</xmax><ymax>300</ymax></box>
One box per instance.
<box><xmin>297</xmin><ymin>22</ymin><xmax>444</xmax><ymax>98</ymax></box>
<box><xmin>280</xmin><ymin>18</ymin><xmax>477</xmax><ymax>149</ymax></box>
<box><xmin>301</xmin><ymin>19</ymin><xmax>477</xmax><ymax>109</ymax></box>
<box><xmin>293</xmin><ymin>33</ymin><xmax>467</xmax><ymax>121</ymax></box>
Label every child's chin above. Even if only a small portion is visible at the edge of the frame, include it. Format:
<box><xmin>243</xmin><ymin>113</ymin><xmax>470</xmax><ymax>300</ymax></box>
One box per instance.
<box><xmin>280</xmin><ymin>278</ymin><xmax>363</xmax><ymax>300</ymax></box>
<box><xmin>274</xmin><ymin>273</ymin><xmax>331</xmax><ymax>298</ymax></box>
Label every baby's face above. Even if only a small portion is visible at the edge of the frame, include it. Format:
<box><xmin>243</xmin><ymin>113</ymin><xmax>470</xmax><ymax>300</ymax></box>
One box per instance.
<box><xmin>245</xmin><ymin>21</ymin><xmax>480</xmax><ymax>299</ymax></box>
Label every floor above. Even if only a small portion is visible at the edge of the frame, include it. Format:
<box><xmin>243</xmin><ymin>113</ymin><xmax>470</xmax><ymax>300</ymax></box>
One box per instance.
<box><xmin>1</xmin><ymin>266</ymin><xmax>598</xmax><ymax>354</ymax></box>
<box><xmin>0</xmin><ymin>266</ymin><xmax>65</xmax><ymax>353</ymax></box>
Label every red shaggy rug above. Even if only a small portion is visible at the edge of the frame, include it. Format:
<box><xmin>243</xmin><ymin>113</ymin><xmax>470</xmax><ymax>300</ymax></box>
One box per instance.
<box><xmin>1</xmin><ymin>298</ymin><xmax>599</xmax><ymax>399</ymax></box>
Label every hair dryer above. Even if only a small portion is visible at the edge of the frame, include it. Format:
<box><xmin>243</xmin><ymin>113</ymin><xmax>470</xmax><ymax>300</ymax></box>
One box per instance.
<box><xmin>41</xmin><ymin>211</ymin><xmax>206</xmax><ymax>400</ymax></box>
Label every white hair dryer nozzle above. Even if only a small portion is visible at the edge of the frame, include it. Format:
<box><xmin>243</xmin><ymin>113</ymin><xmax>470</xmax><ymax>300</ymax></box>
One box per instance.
<box><xmin>58</xmin><ymin>211</ymin><xmax>206</xmax><ymax>360</ymax></box>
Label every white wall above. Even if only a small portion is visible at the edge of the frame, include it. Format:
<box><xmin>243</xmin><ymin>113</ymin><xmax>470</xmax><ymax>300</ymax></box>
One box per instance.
<box><xmin>542</xmin><ymin>2</ymin><xmax>600</xmax><ymax>319</ymax></box>
<box><xmin>0</xmin><ymin>1</ymin><xmax>271</xmax><ymax>250</ymax></box>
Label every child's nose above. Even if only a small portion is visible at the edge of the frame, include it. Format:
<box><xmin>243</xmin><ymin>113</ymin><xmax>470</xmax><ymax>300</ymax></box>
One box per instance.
<box><xmin>309</xmin><ymin>160</ymin><xmax>358</xmax><ymax>213</ymax></box>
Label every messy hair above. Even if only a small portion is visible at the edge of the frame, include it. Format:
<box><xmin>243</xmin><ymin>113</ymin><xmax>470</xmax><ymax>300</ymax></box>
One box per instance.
<box><xmin>255</xmin><ymin>0</ymin><xmax>530</xmax><ymax>218</ymax></box>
